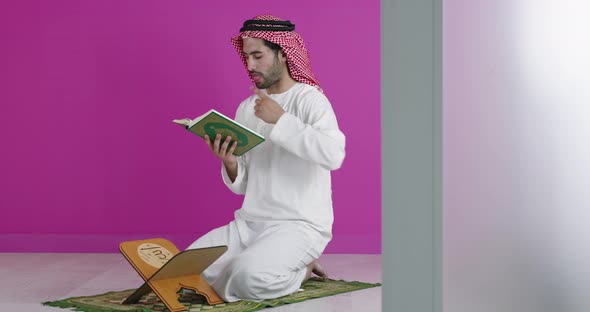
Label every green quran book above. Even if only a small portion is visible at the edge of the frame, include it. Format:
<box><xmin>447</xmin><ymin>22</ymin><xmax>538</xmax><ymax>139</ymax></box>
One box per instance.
<box><xmin>173</xmin><ymin>109</ymin><xmax>265</xmax><ymax>156</ymax></box>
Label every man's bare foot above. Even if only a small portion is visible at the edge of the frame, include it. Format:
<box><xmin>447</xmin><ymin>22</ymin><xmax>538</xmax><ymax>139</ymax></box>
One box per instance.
<box><xmin>312</xmin><ymin>260</ymin><xmax>327</xmax><ymax>278</ymax></box>
<box><xmin>305</xmin><ymin>260</ymin><xmax>328</xmax><ymax>282</ymax></box>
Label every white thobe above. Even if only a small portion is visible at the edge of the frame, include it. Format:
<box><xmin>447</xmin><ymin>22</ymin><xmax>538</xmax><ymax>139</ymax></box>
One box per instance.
<box><xmin>187</xmin><ymin>82</ymin><xmax>346</xmax><ymax>302</ymax></box>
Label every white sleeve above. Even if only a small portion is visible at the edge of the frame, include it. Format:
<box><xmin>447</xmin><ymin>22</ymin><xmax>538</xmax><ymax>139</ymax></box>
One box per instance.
<box><xmin>221</xmin><ymin>155</ymin><xmax>248</xmax><ymax>194</ymax></box>
<box><xmin>269</xmin><ymin>94</ymin><xmax>346</xmax><ymax>170</ymax></box>
<box><xmin>220</xmin><ymin>102</ymin><xmax>249</xmax><ymax>194</ymax></box>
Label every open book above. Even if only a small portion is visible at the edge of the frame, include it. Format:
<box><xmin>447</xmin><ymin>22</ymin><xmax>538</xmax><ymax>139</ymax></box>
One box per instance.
<box><xmin>173</xmin><ymin>109</ymin><xmax>265</xmax><ymax>156</ymax></box>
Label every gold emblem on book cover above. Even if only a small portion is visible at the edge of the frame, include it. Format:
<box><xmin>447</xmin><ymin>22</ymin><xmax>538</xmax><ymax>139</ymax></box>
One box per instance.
<box><xmin>205</xmin><ymin>123</ymin><xmax>249</xmax><ymax>147</ymax></box>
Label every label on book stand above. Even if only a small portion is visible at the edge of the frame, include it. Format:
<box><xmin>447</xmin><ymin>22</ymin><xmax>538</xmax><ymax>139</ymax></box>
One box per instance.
<box><xmin>119</xmin><ymin>238</ymin><xmax>227</xmax><ymax>312</ymax></box>
<box><xmin>137</xmin><ymin>242</ymin><xmax>174</xmax><ymax>268</ymax></box>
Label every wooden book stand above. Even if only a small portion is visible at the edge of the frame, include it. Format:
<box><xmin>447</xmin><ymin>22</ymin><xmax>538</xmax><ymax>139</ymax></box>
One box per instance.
<box><xmin>119</xmin><ymin>238</ymin><xmax>227</xmax><ymax>312</ymax></box>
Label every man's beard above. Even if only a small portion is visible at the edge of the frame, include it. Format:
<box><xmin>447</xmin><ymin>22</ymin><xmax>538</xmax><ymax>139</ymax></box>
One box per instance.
<box><xmin>252</xmin><ymin>58</ymin><xmax>283</xmax><ymax>89</ymax></box>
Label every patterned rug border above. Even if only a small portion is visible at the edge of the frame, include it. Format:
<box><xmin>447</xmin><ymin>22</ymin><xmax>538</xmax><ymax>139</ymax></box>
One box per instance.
<box><xmin>43</xmin><ymin>278</ymin><xmax>381</xmax><ymax>312</ymax></box>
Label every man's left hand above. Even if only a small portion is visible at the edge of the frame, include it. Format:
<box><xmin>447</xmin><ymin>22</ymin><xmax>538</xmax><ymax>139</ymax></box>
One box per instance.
<box><xmin>251</xmin><ymin>86</ymin><xmax>285</xmax><ymax>124</ymax></box>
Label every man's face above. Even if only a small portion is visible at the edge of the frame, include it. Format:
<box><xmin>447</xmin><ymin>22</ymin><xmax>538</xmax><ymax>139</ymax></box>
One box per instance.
<box><xmin>242</xmin><ymin>38</ymin><xmax>285</xmax><ymax>89</ymax></box>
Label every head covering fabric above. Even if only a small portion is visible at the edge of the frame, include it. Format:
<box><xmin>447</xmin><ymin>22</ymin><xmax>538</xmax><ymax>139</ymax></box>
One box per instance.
<box><xmin>231</xmin><ymin>14</ymin><xmax>321</xmax><ymax>91</ymax></box>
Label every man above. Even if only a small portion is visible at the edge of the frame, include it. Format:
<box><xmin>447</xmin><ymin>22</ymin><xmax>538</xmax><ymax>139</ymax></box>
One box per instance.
<box><xmin>187</xmin><ymin>14</ymin><xmax>346</xmax><ymax>302</ymax></box>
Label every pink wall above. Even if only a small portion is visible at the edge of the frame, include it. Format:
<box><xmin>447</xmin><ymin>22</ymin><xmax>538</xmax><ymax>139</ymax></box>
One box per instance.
<box><xmin>0</xmin><ymin>1</ymin><xmax>380</xmax><ymax>254</ymax></box>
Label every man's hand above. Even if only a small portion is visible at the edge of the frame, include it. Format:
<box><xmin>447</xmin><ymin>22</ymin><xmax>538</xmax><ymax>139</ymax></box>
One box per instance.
<box><xmin>251</xmin><ymin>86</ymin><xmax>285</xmax><ymax>124</ymax></box>
<box><xmin>204</xmin><ymin>133</ymin><xmax>238</xmax><ymax>181</ymax></box>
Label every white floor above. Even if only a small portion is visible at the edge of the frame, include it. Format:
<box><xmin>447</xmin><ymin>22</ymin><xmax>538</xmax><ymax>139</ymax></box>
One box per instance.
<box><xmin>0</xmin><ymin>253</ymin><xmax>381</xmax><ymax>311</ymax></box>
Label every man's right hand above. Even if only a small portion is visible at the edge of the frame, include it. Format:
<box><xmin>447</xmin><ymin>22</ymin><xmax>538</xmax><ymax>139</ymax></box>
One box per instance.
<box><xmin>204</xmin><ymin>133</ymin><xmax>238</xmax><ymax>181</ymax></box>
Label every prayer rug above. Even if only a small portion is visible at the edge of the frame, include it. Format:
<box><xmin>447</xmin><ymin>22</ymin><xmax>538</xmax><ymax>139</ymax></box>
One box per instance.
<box><xmin>43</xmin><ymin>277</ymin><xmax>381</xmax><ymax>312</ymax></box>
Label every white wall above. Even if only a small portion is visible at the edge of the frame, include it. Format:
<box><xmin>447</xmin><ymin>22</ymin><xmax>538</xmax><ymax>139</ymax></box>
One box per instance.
<box><xmin>444</xmin><ymin>1</ymin><xmax>590</xmax><ymax>311</ymax></box>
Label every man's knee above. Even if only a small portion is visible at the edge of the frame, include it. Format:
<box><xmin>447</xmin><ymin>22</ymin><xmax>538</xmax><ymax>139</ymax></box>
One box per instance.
<box><xmin>224</xmin><ymin>255</ymin><xmax>284</xmax><ymax>299</ymax></box>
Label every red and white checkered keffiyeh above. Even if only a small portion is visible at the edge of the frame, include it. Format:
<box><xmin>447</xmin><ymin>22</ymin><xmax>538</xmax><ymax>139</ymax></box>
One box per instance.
<box><xmin>231</xmin><ymin>14</ymin><xmax>322</xmax><ymax>92</ymax></box>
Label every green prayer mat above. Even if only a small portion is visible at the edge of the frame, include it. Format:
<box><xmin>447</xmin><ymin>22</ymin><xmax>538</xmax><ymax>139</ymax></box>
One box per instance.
<box><xmin>43</xmin><ymin>278</ymin><xmax>381</xmax><ymax>312</ymax></box>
